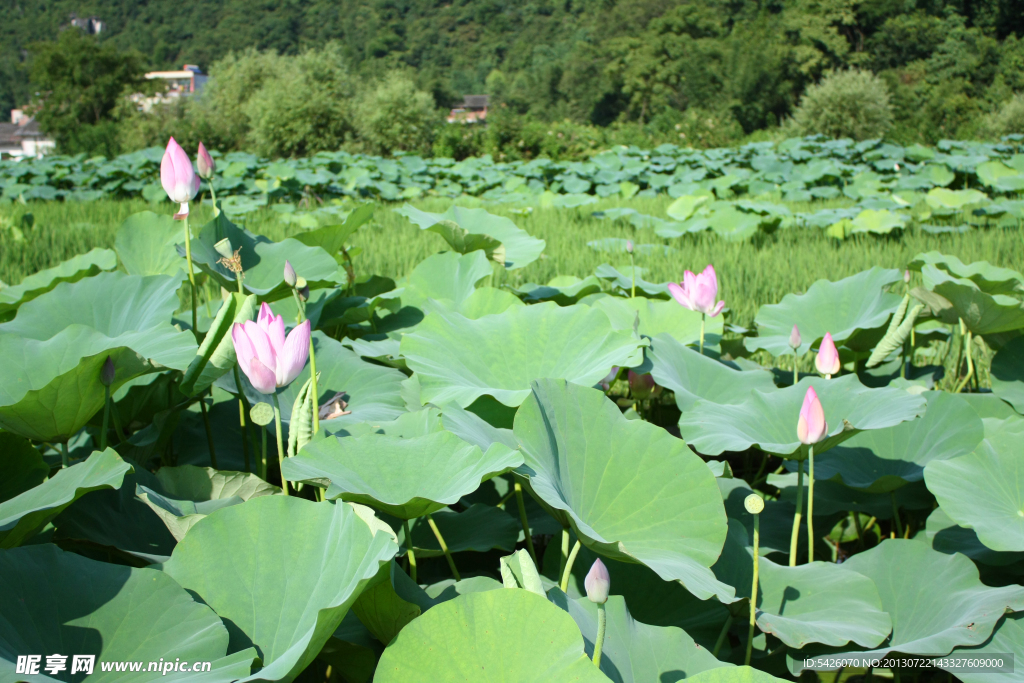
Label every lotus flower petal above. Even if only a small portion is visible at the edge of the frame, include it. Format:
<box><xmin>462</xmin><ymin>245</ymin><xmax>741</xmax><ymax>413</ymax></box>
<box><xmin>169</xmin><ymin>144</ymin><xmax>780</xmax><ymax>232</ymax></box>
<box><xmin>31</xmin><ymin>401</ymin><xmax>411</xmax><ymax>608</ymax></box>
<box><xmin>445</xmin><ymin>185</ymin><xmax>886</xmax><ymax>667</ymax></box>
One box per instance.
<box><xmin>797</xmin><ymin>386</ymin><xmax>828</xmax><ymax>444</ymax></box>
<box><xmin>277</xmin><ymin>320</ymin><xmax>311</xmax><ymax>387</ymax></box>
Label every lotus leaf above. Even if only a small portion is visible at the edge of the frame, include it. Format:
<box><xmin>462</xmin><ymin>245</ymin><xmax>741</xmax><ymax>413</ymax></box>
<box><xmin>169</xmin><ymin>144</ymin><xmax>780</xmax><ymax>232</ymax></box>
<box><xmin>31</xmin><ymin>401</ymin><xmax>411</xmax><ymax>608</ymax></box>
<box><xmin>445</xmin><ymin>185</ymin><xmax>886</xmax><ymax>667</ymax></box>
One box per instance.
<box><xmin>0</xmin><ymin>248</ymin><xmax>117</xmax><ymax>320</ymax></box>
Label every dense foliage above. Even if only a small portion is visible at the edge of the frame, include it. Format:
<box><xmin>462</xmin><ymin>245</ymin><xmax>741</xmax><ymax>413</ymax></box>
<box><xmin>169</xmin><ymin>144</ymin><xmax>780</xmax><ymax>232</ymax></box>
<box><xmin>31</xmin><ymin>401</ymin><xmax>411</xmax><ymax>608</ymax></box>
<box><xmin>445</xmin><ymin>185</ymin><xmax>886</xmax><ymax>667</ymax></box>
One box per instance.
<box><xmin>0</xmin><ymin>136</ymin><xmax>1022</xmax><ymax>681</ymax></box>
<box><xmin>6</xmin><ymin>0</ymin><xmax>1024</xmax><ymax>156</ymax></box>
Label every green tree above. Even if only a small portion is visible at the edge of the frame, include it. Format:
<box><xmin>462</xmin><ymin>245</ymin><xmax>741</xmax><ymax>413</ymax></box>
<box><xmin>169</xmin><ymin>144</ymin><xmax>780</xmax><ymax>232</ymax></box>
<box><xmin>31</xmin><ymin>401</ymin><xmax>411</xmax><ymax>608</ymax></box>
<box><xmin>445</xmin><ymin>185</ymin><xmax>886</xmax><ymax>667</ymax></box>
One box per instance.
<box><xmin>28</xmin><ymin>29</ymin><xmax>145</xmax><ymax>156</ymax></box>
<box><xmin>790</xmin><ymin>68</ymin><xmax>894</xmax><ymax>140</ymax></box>
<box><xmin>355</xmin><ymin>72</ymin><xmax>441</xmax><ymax>156</ymax></box>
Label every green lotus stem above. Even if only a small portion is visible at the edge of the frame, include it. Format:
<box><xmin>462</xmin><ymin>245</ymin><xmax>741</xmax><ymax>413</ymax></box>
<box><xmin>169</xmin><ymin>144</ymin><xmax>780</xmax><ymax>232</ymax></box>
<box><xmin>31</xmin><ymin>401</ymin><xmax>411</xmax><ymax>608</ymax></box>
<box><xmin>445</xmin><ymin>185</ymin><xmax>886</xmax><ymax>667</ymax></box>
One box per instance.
<box><xmin>426</xmin><ymin>513</ymin><xmax>460</xmax><ymax>581</ymax></box>
<box><xmin>233</xmin><ymin>367</ymin><xmax>251</xmax><ymax>473</ymax></box>
<box><xmin>712</xmin><ymin>614</ymin><xmax>734</xmax><ymax>657</ymax></box>
<box><xmin>853</xmin><ymin>512</ymin><xmax>865</xmax><ymax>550</ymax></box>
<box><xmin>198</xmin><ymin>391</ymin><xmax>219</xmax><ymax>469</ymax></box>
<box><xmin>629</xmin><ymin>250</ymin><xmax>636</xmax><ymax>298</ymax></box>
<box><xmin>559</xmin><ymin>527</ymin><xmax>570</xmax><ymax>578</ymax></box>
<box><xmin>561</xmin><ymin>539</ymin><xmax>582</xmax><ymax>592</ymax></box>
<box><xmin>752</xmin><ymin>454</ymin><xmax>768</xmax><ymax>487</ymax></box>
<box><xmin>272</xmin><ymin>393</ymin><xmax>288</xmax><ymax>495</ymax></box>
<box><xmin>891</xmin><ymin>493</ymin><xmax>904</xmax><ymax>538</ymax></box>
<box><xmin>109</xmin><ymin>400</ymin><xmax>126</xmax><ymax>445</ymax></box>
<box><xmin>60</xmin><ymin>440</ymin><xmax>69</xmax><ymax>469</ymax></box>
<box><xmin>404</xmin><ymin>519</ymin><xmax>417</xmax><ymax>582</ymax></box>
<box><xmin>292</xmin><ymin>288</ymin><xmax>320</xmax><ymax>435</ymax></box>
<box><xmin>100</xmin><ymin>384</ymin><xmax>111</xmax><ymax>451</ymax></box>
<box><xmin>699</xmin><ymin>313</ymin><xmax>706</xmax><ymax>356</ymax></box>
<box><xmin>208</xmin><ymin>183</ymin><xmax>220</xmax><ymax>217</ymax></box>
<box><xmin>593</xmin><ymin>602</ymin><xmax>607</xmax><ymax>667</ymax></box>
<box><xmin>182</xmin><ymin>214</ymin><xmax>199</xmax><ymax>337</ymax></box>
<box><xmin>807</xmin><ymin>445</ymin><xmax>815</xmax><ymax>563</ymax></box>
<box><xmin>789</xmin><ymin>459</ymin><xmax>804</xmax><ymax>566</ymax></box>
<box><xmin>954</xmin><ymin>328</ymin><xmax>974</xmax><ymax>394</ymax></box>
<box><xmin>793</xmin><ymin>359</ymin><xmax>798</xmax><ymax>387</ymax></box>
<box><xmin>746</xmin><ymin>513</ymin><xmax>760</xmax><ymax>666</ymax></box>
<box><xmin>260</xmin><ymin>426</ymin><xmax>268</xmax><ymax>481</ymax></box>
<box><xmin>513</xmin><ymin>482</ymin><xmax>538</xmax><ymax>566</ymax></box>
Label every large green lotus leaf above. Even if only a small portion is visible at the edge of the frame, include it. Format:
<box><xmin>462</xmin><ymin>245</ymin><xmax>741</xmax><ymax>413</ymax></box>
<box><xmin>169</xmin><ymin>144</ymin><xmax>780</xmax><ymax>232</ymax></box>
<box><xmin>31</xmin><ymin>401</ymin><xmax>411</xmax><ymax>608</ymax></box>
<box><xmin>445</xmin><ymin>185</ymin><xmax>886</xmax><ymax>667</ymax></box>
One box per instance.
<box><xmin>394</xmin><ymin>250</ymin><xmax>492</xmax><ymax>309</ymax></box>
<box><xmin>402</xmin><ymin>302</ymin><xmax>645</xmax><ymax>408</ymax></box>
<box><xmin>374</xmin><ymin>588</ymin><xmax>611</xmax><ymax>683</ymax></box>
<box><xmin>0</xmin><ymin>271</ymin><xmax>197</xmax><ymax>441</ymax></box>
<box><xmin>138</xmin><ymin>465</ymin><xmax>279</xmax><ymax>541</ymax></box>
<box><xmin>708</xmin><ymin>205</ymin><xmax>763</xmax><ymax>240</ymax></box>
<box><xmin>910</xmin><ymin>252</ymin><xmax>1024</xmax><ymax>296</ymax></box>
<box><xmin>744</xmin><ymin>268</ymin><xmax>902</xmax><ymax>356</ymax></box>
<box><xmin>950</xmin><ymin>613</ymin><xmax>1024</xmax><ymax>683</ymax></box>
<box><xmin>826</xmin><ymin>540</ymin><xmax>1024</xmax><ymax>660</ymax></box>
<box><xmin>232</xmin><ymin>332</ymin><xmax>407</xmax><ymax>435</ymax></box>
<box><xmin>592</xmin><ymin>299</ymin><xmax>724</xmax><ymax>350</ymax></box>
<box><xmin>395</xmin><ymin>204</ymin><xmax>545</xmax><ymax>269</ymax></box>
<box><xmin>0</xmin><ymin>247</ymin><xmax>117</xmax><ymax>320</ymax></box>
<box><xmin>595</xmin><ymin>264</ymin><xmax>671</xmax><ymax>299</ymax></box>
<box><xmin>188</xmin><ymin>214</ymin><xmax>342</xmax><ymax>298</ymax></box>
<box><xmin>115</xmin><ymin>211</ymin><xmax>185</xmax><ymax>276</ymax></box>
<box><xmin>509</xmin><ymin>275</ymin><xmax>604</xmax><ymax>306</ymax></box>
<box><xmin>180</xmin><ymin>293</ymin><xmax>257</xmax><ymax>396</ymax></box>
<box><xmin>923</xmin><ymin>507</ymin><xmax>1024</xmax><ymax>567</ymax></box>
<box><xmin>514</xmin><ymin>379</ymin><xmax>732</xmax><ymax>602</ymax></box>
<box><xmin>284</xmin><ymin>430</ymin><xmax>522</xmax><ymax>519</ymax></box>
<box><xmin>291</xmin><ymin>203</ymin><xmax>374</xmax><ymax>255</ymax></box>
<box><xmin>925</xmin><ymin>414</ymin><xmax>1024</xmax><ymax>552</ymax></box>
<box><xmin>397</xmin><ymin>504</ymin><xmax>520</xmax><ymax>557</ymax></box>
<box><xmin>163</xmin><ymin>496</ymin><xmax>397</xmax><ymax>683</ymax></box>
<box><xmin>646</xmin><ymin>333</ymin><xmax>776</xmax><ymax>413</ymax></box>
<box><xmin>679</xmin><ymin>375</ymin><xmax>926</xmax><ymax>458</ymax></box>
<box><xmin>0</xmin><ymin>432</ymin><xmax>48</xmax><ymax>503</ymax></box>
<box><xmin>713</xmin><ymin>521</ymin><xmax>891</xmax><ymax>649</ymax></box>
<box><xmin>549</xmin><ymin>591</ymin><xmax>729</xmax><ymax>683</ymax></box>
<box><xmin>814</xmin><ymin>391</ymin><xmax>983</xmax><ymax>492</ymax></box>
<box><xmin>687</xmin><ymin>667</ymin><xmax>787</xmax><ymax>683</ymax></box>
<box><xmin>851</xmin><ymin>208</ymin><xmax>907</xmax><ymax>234</ymax></box>
<box><xmin>923</xmin><ymin>265</ymin><xmax>1024</xmax><ymax>335</ymax></box>
<box><xmin>0</xmin><ymin>448</ymin><xmax>131</xmax><ymax>548</ymax></box>
<box><xmin>990</xmin><ymin>336</ymin><xmax>1024</xmax><ymax>413</ymax></box>
<box><xmin>925</xmin><ymin>187</ymin><xmax>989</xmax><ymax>210</ymax></box>
<box><xmin>455</xmin><ymin>286</ymin><xmax>524</xmax><ymax>319</ymax></box>
<box><xmin>0</xmin><ymin>545</ymin><xmax>257</xmax><ymax>683</ymax></box>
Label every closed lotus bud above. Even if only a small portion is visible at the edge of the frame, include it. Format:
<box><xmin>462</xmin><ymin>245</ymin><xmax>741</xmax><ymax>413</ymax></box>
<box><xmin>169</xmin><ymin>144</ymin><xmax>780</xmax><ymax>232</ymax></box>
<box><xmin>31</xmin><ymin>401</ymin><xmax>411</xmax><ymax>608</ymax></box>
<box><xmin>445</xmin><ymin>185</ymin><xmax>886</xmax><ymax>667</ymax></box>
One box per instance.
<box><xmin>283</xmin><ymin>260</ymin><xmax>297</xmax><ymax>288</ymax></box>
<box><xmin>789</xmin><ymin>324</ymin><xmax>801</xmax><ymax>351</ymax></box>
<box><xmin>815</xmin><ymin>332</ymin><xmax>841</xmax><ymax>377</ymax></box>
<box><xmin>197</xmin><ymin>141</ymin><xmax>216</xmax><ymax>179</ymax></box>
<box><xmin>214</xmin><ymin>238</ymin><xmax>234</xmax><ymax>259</ymax></box>
<box><xmin>797</xmin><ymin>386</ymin><xmax>828</xmax><ymax>445</ymax></box>
<box><xmin>100</xmin><ymin>356</ymin><xmax>115</xmax><ymax>386</ymax></box>
<box><xmin>584</xmin><ymin>558</ymin><xmax>610</xmax><ymax>604</ymax></box>
<box><xmin>599</xmin><ymin>366</ymin><xmax>619</xmax><ymax>392</ymax></box>
<box><xmin>744</xmin><ymin>493</ymin><xmax>764</xmax><ymax>515</ymax></box>
<box><xmin>626</xmin><ymin>239</ymin><xmax>634</xmax><ymax>254</ymax></box>
<box><xmin>628</xmin><ymin>370</ymin><xmax>657</xmax><ymax>400</ymax></box>
<box><xmin>904</xmin><ymin>269</ymin><xmax>911</xmax><ymax>284</ymax></box>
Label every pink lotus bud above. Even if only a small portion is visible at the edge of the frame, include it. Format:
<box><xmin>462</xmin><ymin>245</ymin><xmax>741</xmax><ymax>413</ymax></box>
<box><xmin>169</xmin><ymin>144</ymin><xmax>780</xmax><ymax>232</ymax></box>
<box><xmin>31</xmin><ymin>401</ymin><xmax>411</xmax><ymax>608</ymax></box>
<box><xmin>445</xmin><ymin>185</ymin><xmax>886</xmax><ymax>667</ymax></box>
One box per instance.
<box><xmin>100</xmin><ymin>356</ymin><xmax>115</xmax><ymax>386</ymax></box>
<box><xmin>197</xmin><ymin>142</ymin><xmax>215</xmax><ymax>179</ymax></box>
<box><xmin>789</xmin><ymin>325</ymin><xmax>801</xmax><ymax>351</ymax></box>
<box><xmin>599</xmin><ymin>366</ymin><xmax>619</xmax><ymax>392</ymax></box>
<box><xmin>626</xmin><ymin>239</ymin><xmax>634</xmax><ymax>254</ymax></box>
<box><xmin>903</xmin><ymin>269</ymin><xmax>911</xmax><ymax>284</ymax></box>
<box><xmin>584</xmin><ymin>558</ymin><xmax>610</xmax><ymax>604</ymax></box>
<box><xmin>667</xmin><ymin>265</ymin><xmax>725</xmax><ymax>317</ymax></box>
<box><xmin>283</xmin><ymin>260</ymin><xmax>297</xmax><ymax>288</ymax></box>
<box><xmin>797</xmin><ymin>386</ymin><xmax>828</xmax><ymax>445</ymax></box>
<box><xmin>160</xmin><ymin>137</ymin><xmax>200</xmax><ymax>218</ymax></box>
<box><xmin>231</xmin><ymin>302</ymin><xmax>311</xmax><ymax>395</ymax></box>
<box><xmin>815</xmin><ymin>332</ymin><xmax>840</xmax><ymax>377</ymax></box>
<box><xmin>628</xmin><ymin>370</ymin><xmax>658</xmax><ymax>400</ymax></box>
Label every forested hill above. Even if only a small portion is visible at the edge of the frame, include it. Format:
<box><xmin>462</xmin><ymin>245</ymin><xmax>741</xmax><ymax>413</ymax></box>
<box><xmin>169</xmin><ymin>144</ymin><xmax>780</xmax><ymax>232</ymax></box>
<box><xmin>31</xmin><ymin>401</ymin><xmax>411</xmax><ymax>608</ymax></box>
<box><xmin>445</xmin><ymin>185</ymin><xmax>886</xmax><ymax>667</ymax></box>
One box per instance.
<box><xmin>3</xmin><ymin>0</ymin><xmax>1024</xmax><ymax>140</ymax></box>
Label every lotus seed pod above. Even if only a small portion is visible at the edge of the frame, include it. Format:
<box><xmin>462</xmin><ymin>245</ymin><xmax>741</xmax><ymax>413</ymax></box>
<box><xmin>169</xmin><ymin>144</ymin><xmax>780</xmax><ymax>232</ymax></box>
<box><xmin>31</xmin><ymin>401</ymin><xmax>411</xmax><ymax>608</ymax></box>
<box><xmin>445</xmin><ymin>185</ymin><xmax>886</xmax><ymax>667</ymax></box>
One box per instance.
<box><xmin>744</xmin><ymin>494</ymin><xmax>764</xmax><ymax>515</ymax></box>
<box><xmin>283</xmin><ymin>260</ymin><xmax>297</xmax><ymax>288</ymax></box>
<box><xmin>100</xmin><ymin>356</ymin><xmax>115</xmax><ymax>386</ymax></box>
<box><xmin>584</xmin><ymin>558</ymin><xmax>610</xmax><ymax>604</ymax></box>
<box><xmin>214</xmin><ymin>238</ymin><xmax>234</xmax><ymax>259</ymax></box>
<box><xmin>789</xmin><ymin>324</ymin><xmax>801</xmax><ymax>350</ymax></box>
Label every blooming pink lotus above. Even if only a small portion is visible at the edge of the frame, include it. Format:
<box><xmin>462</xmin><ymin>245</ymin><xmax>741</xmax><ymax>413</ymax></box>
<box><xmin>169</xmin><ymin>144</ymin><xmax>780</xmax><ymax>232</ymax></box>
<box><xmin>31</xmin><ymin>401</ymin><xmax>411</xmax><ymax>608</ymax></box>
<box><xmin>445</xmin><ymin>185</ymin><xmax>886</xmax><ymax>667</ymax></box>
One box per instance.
<box><xmin>797</xmin><ymin>386</ymin><xmax>828</xmax><ymax>444</ymax></box>
<box><xmin>161</xmin><ymin>138</ymin><xmax>200</xmax><ymax>219</ymax></box>
<box><xmin>815</xmin><ymin>332</ymin><xmax>840</xmax><ymax>378</ymax></box>
<box><xmin>231</xmin><ymin>302</ymin><xmax>311</xmax><ymax>394</ymax></box>
<box><xmin>668</xmin><ymin>265</ymin><xmax>725</xmax><ymax>317</ymax></box>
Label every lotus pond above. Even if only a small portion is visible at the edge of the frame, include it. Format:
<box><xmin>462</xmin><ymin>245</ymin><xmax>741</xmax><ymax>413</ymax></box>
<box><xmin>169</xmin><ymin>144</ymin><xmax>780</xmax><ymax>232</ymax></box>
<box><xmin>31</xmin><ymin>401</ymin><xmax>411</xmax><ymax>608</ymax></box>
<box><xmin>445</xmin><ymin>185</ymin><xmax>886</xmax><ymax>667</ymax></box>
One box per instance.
<box><xmin>1</xmin><ymin>138</ymin><xmax>1023</xmax><ymax>683</ymax></box>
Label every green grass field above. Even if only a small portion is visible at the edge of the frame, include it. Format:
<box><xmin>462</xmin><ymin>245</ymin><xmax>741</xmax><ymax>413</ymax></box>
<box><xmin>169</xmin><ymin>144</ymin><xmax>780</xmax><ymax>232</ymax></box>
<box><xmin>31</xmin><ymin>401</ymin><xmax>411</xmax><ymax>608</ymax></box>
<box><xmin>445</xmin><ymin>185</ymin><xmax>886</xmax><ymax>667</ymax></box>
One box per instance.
<box><xmin>3</xmin><ymin>196</ymin><xmax>1022</xmax><ymax>329</ymax></box>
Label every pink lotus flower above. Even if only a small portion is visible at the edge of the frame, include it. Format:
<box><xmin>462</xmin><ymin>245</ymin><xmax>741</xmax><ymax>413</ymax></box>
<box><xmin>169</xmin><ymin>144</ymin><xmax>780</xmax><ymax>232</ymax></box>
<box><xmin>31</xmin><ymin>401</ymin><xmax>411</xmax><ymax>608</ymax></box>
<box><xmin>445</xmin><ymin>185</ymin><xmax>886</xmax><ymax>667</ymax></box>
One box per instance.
<box><xmin>584</xmin><ymin>558</ymin><xmax>610</xmax><ymax>604</ymax></box>
<box><xmin>231</xmin><ymin>302</ymin><xmax>311</xmax><ymax>394</ymax></box>
<box><xmin>160</xmin><ymin>137</ymin><xmax>200</xmax><ymax>218</ymax></box>
<box><xmin>815</xmin><ymin>332</ymin><xmax>840</xmax><ymax>377</ymax></box>
<box><xmin>197</xmin><ymin>141</ymin><xmax>215</xmax><ymax>179</ymax></box>
<box><xmin>628</xmin><ymin>370</ymin><xmax>659</xmax><ymax>400</ymax></box>
<box><xmin>668</xmin><ymin>265</ymin><xmax>725</xmax><ymax>317</ymax></box>
<box><xmin>797</xmin><ymin>386</ymin><xmax>828</xmax><ymax>444</ymax></box>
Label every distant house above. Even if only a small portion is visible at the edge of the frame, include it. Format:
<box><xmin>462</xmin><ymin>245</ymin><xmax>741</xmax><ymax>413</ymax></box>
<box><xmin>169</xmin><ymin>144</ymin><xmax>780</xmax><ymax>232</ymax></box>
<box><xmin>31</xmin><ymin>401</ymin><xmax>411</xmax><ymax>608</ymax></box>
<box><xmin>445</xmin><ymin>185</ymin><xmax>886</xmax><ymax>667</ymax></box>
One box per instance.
<box><xmin>447</xmin><ymin>95</ymin><xmax>489</xmax><ymax>124</ymax></box>
<box><xmin>133</xmin><ymin>65</ymin><xmax>209</xmax><ymax>112</ymax></box>
<box><xmin>69</xmin><ymin>14</ymin><xmax>105</xmax><ymax>35</ymax></box>
<box><xmin>0</xmin><ymin>110</ymin><xmax>56</xmax><ymax>159</ymax></box>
